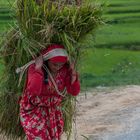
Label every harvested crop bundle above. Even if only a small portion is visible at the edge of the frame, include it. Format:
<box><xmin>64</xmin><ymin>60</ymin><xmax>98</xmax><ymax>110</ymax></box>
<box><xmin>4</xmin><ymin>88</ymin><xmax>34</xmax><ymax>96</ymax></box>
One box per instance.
<box><xmin>0</xmin><ymin>0</ymin><xmax>103</xmax><ymax>139</ymax></box>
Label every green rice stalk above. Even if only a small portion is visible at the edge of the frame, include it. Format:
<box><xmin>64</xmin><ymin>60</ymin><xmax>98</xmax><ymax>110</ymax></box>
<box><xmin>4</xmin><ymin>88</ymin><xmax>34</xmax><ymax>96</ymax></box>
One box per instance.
<box><xmin>62</xmin><ymin>94</ymin><xmax>76</xmax><ymax>140</ymax></box>
<box><xmin>0</xmin><ymin>28</ymin><xmax>26</xmax><ymax>139</ymax></box>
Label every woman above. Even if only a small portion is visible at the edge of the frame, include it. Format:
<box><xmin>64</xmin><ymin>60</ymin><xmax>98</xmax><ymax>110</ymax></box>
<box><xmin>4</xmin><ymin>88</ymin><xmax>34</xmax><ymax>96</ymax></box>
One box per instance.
<box><xmin>19</xmin><ymin>44</ymin><xmax>80</xmax><ymax>140</ymax></box>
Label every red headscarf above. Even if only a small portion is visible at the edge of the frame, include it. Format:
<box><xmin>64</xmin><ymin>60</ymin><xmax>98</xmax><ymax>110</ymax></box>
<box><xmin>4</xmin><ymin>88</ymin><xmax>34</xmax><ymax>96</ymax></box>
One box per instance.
<box><xmin>41</xmin><ymin>44</ymin><xmax>68</xmax><ymax>63</ymax></box>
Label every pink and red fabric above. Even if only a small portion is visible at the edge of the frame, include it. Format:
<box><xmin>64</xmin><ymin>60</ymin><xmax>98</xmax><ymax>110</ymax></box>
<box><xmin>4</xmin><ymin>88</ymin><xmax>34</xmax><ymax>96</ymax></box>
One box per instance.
<box><xmin>41</xmin><ymin>44</ymin><xmax>68</xmax><ymax>63</ymax></box>
<box><xmin>19</xmin><ymin>45</ymin><xmax>80</xmax><ymax>140</ymax></box>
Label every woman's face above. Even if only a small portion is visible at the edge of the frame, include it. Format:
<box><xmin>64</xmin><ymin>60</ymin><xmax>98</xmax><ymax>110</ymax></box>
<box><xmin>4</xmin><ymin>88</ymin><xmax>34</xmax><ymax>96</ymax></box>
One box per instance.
<box><xmin>48</xmin><ymin>60</ymin><xmax>65</xmax><ymax>73</ymax></box>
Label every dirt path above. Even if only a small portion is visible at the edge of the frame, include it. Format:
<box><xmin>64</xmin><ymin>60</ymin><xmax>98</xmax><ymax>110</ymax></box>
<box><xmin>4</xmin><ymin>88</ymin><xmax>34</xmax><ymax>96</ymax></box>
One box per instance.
<box><xmin>64</xmin><ymin>85</ymin><xmax>140</xmax><ymax>140</ymax></box>
<box><xmin>1</xmin><ymin>85</ymin><xmax>140</xmax><ymax>140</ymax></box>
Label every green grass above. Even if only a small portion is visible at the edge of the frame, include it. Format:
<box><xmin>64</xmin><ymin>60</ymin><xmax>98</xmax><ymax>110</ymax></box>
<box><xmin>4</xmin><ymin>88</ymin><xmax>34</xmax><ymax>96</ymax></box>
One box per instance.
<box><xmin>80</xmin><ymin>48</ymin><xmax>140</xmax><ymax>87</ymax></box>
<box><xmin>94</xmin><ymin>22</ymin><xmax>140</xmax><ymax>49</ymax></box>
<box><xmin>0</xmin><ymin>60</ymin><xmax>4</xmax><ymax>76</ymax></box>
<box><xmin>0</xmin><ymin>20</ymin><xmax>14</xmax><ymax>43</ymax></box>
<box><xmin>108</xmin><ymin>5</ymin><xmax>140</xmax><ymax>12</ymax></box>
<box><xmin>107</xmin><ymin>9</ymin><xmax>140</xmax><ymax>15</ymax></box>
<box><xmin>0</xmin><ymin>0</ymin><xmax>15</xmax><ymax>7</ymax></box>
<box><xmin>104</xmin><ymin>13</ymin><xmax>140</xmax><ymax>20</ymax></box>
<box><xmin>90</xmin><ymin>0</ymin><xmax>140</xmax><ymax>49</ymax></box>
<box><xmin>80</xmin><ymin>48</ymin><xmax>140</xmax><ymax>75</ymax></box>
<box><xmin>88</xmin><ymin>0</ymin><xmax>140</xmax><ymax>6</ymax></box>
<box><xmin>101</xmin><ymin>0</ymin><xmax>140</xmax><ymax>5</ymax></box>
<box><xmin>0</xmin><ymin>20</ymin><xmax>14</xmax><ymax>30</ymax></box>
<box><xmin>0</xmin><ymin>10</ymin><xmax>14</xmax><ymax>20</ymax></box>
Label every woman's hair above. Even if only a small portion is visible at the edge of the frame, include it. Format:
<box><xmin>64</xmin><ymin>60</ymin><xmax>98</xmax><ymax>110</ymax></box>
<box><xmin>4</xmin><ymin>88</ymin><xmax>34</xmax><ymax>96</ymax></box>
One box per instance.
<box><xmin>43</xmin><ymin>61</ymin><xmax>49</xmax><ymax>84</ymax></box>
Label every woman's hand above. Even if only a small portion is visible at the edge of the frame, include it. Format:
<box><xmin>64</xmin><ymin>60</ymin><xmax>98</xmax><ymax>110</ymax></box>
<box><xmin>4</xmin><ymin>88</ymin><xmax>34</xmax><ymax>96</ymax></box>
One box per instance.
<box><xmin>35</xmin><ymin>55</ymin><xmax>43</xmax><ymax>70</ymax></box>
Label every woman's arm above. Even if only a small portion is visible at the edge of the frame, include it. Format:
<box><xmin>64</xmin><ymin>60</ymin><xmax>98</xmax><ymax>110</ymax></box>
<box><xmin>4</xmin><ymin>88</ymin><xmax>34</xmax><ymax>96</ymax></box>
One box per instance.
<box><xmin>26</xmin><ymin>56</ymin><xmax>44</xmax><ymax>95</ymax></box>
<box><xmin>26</xmin><ymin>64</ymin><xmax>44</xmax><ymax>95</ymax></box>
<box><xmin>65</xmin><ymin>65</ymin><xmax>80</xmax><ymax>96</ymax></box>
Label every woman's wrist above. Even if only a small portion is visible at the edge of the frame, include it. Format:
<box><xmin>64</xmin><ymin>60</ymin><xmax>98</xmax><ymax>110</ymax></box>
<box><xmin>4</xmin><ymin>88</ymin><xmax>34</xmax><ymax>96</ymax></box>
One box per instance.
<box><xmin>35</xmin><ymin>65</ymin><xmax>42</xmax><ymax>70</ymax></box>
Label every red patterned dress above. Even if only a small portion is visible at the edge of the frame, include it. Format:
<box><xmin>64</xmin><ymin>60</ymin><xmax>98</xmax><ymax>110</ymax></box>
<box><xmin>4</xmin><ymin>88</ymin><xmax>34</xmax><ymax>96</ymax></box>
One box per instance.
<box><xmin>19</xmin><ymin>64</ymin><xmax>80</xmax><ymax>140</ymax></box>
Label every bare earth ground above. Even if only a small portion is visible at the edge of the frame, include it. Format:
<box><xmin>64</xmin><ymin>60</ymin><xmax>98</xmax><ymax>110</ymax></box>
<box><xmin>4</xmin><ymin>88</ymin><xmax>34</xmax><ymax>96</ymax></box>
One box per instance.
<box><xmin>62</xmin><ymin>85</ymin><xmax>140</xmax><ymax>140</ymax></box>
<box><xmin>1</xmin><ymin>85</ymin><xmax>140</xmax><ymax>140</ymax></box>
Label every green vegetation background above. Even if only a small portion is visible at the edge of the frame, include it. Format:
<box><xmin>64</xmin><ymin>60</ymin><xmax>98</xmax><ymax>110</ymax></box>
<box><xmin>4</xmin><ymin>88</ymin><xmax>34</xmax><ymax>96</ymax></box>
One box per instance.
<box><xmin>0</xmin><ymin>0</ymin><xmax>140</xmax><ymax>88</ymax></box>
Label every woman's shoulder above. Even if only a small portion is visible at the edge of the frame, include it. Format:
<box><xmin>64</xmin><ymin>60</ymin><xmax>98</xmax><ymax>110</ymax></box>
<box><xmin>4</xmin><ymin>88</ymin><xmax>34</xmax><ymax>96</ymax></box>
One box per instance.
<box><xmin>28</xmin><ymin>64</ymin><xmax>35</xmax><ymax>72</ymax></box>
<box><xmin>28</xmin><ymin>64</ymin><xmax>43</xmax><ymax>76</ymax></box>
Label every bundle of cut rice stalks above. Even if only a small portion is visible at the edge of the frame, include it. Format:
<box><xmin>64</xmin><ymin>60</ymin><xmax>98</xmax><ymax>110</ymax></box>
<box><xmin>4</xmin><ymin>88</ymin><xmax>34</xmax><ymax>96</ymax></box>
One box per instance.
<box><xmin>0</xmin><ymin>0</ymin><xmax>103</xmax><ymax>139</ymax></box>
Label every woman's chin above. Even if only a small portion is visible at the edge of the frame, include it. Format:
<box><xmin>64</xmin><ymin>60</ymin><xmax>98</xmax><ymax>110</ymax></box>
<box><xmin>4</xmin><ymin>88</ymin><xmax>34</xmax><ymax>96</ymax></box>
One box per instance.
<box><xmin>51</xmin><ymin>69</ymin><xmax>58</xmax><ymax>73</ymax></box>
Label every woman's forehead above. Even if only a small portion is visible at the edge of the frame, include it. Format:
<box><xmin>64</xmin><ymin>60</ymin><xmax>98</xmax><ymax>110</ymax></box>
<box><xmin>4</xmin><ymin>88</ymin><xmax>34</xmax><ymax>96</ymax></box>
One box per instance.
<box><xmin>48</xmin><ymin>61</ymin><xmax>65</xmax><ymax>65</ymax></box>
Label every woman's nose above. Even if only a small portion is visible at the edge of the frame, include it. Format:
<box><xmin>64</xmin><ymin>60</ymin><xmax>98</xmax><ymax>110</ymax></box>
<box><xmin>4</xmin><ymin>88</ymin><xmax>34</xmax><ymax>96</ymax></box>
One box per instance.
<box><xmin>56</xmin><ymin>65</ymin><xmax>63</xmax><ymax>70</ymax></box>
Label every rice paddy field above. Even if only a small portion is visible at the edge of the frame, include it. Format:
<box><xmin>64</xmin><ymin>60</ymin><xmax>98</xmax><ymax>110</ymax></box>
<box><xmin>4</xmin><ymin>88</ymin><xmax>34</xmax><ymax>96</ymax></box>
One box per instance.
<box><xmin>0</xmin><ymin>0</ymin><xmax>140</xmax><ymax>88</ymax></box>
